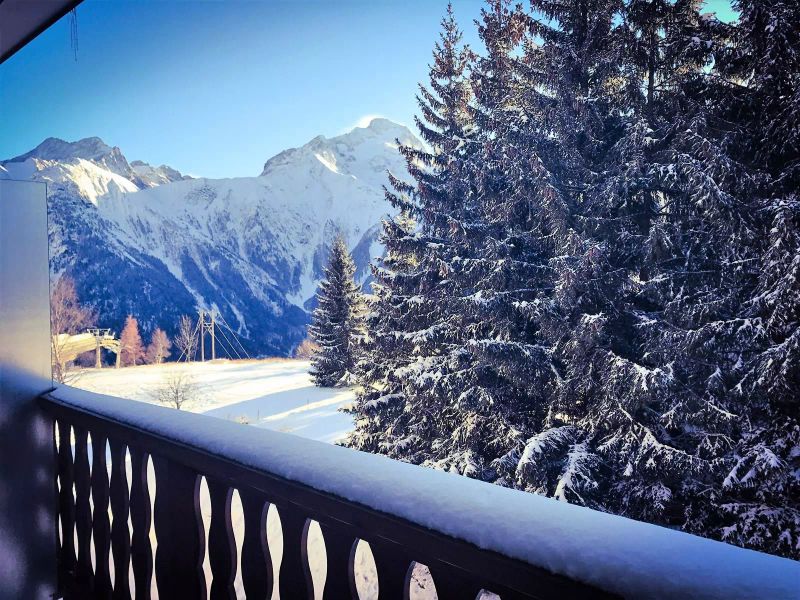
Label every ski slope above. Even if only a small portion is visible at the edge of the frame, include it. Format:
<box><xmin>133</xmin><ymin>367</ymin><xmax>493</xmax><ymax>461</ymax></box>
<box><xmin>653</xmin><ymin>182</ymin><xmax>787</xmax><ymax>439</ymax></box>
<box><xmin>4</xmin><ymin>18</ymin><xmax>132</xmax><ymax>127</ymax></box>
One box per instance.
<box><xmin>71</xmin><ymin>359</ymin><xmax>355</xmax><ymax>444</ymax></box>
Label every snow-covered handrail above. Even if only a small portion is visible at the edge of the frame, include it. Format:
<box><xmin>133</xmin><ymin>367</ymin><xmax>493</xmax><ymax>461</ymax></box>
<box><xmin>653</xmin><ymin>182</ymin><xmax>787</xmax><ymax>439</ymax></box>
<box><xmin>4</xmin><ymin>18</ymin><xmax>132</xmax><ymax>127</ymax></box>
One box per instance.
<box><xmin>43</xmin><ymin>386</ymin><xmax>799</xmax><ymax>599</ymax></box>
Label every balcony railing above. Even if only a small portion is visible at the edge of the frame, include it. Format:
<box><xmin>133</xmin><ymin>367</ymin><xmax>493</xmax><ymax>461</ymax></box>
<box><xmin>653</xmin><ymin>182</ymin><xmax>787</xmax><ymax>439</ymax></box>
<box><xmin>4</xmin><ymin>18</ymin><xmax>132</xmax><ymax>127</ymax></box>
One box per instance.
<box><xmin>41</xmin><ymin>387</ymin><xmax>799</xmax><ymax>600</ymax></box>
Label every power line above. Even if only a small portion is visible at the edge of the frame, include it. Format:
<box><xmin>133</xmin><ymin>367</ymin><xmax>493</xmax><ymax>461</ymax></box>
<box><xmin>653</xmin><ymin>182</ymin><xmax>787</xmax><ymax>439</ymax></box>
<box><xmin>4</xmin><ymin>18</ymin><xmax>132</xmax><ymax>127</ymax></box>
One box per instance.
<box><xmin>214</xmin><ymin>323</ymin><xmax>242</xmax><ymax>360</ymax></box>
<box><xmin>184</xmin><ymin>308</ymin><xmax>251</xmax><ymax>363</ymax></box>
<box><xmin>217</xmin><ymin>313</ymin><xmax>251</xmax><ymax>359</ymax></box>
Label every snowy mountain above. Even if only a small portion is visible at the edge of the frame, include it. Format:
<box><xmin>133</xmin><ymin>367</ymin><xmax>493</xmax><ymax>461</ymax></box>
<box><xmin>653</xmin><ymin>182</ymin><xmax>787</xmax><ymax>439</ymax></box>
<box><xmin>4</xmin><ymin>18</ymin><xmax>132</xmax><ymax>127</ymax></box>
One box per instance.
<box><xmin>130</xmin><ymin>160</ymin><xmax>192</xmax><ymax>188</ymax></box>
<box><xmin>1</xmin><ymin>118</ymin><xmax>420</xmax><ymax>355</ymax></box>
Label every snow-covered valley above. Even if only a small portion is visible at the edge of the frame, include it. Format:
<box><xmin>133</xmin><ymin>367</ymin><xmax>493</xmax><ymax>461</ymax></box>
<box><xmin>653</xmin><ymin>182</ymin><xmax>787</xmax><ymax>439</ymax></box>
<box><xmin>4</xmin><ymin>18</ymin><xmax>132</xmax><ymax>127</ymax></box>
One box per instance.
<box><xmin>70</xmin><ymin>359</ymin><xmax>355</xmax><ymax>444</ymax></box>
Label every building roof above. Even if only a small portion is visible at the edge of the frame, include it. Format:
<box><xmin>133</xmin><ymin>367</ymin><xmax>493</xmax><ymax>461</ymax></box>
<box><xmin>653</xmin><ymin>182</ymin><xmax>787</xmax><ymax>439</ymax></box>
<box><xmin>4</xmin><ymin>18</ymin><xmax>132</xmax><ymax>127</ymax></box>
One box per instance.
<box><xmin>0</xmin><ymin>0</ymin><xmax>83</xmax><ymax>64</ymax></box>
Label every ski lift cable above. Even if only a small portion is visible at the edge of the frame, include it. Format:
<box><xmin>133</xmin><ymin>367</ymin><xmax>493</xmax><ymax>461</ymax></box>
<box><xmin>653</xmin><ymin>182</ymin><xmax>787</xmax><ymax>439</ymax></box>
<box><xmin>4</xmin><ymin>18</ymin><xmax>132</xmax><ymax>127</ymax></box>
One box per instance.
<box><xmin>205</xmin><ymin>310</ymin><xmax>240</xmax><ymax>360</ymax></box>
<box><xmin>223</xmin><ymin>321</ymin><xmax>249</xmax><ymax>359</ymax></box>
<box><xmin>209</xmin><ymin>331</ymin><xmax>233</xmax><ymax>359</ymax></box>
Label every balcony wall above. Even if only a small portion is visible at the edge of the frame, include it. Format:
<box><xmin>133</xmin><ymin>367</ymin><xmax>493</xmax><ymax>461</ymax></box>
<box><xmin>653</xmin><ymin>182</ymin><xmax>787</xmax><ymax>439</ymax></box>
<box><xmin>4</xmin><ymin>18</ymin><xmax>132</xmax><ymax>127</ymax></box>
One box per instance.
<box><xmin>0</xmin><ymin>180</ymin><xmax>55</xmax><ymax>599</ymax></box>
<box><xmin>44</xmin><ymin>384</ymin><xmax>800</xmax><ymax>599</ymax></box>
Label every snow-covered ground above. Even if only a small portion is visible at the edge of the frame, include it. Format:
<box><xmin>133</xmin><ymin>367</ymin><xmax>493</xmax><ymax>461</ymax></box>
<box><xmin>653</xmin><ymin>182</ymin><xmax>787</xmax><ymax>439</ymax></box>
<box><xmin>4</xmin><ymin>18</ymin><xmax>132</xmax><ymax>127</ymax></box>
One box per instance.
<box><xmin>71</xmin><ymin>359</ymin><xmax>355</xmax><ymax>444</ymax></box>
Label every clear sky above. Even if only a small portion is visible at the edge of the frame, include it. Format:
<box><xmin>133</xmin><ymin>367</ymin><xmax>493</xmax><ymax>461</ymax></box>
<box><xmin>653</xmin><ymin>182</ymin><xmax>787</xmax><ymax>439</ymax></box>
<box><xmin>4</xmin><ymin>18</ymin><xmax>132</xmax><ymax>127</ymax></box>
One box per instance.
<box><xmin>0</xmin><ymin>0</ymin><xmax>737</xmax><ymax>178</ymax></box>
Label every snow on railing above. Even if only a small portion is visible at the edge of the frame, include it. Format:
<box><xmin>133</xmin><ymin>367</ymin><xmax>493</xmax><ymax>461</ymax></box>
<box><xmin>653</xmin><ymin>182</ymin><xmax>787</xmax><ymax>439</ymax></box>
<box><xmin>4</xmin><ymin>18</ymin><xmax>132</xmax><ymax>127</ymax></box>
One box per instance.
<box><xmin>44</xmin><ymin>385</ymin><xmax>799</xmax><ymax>599</ymax></box>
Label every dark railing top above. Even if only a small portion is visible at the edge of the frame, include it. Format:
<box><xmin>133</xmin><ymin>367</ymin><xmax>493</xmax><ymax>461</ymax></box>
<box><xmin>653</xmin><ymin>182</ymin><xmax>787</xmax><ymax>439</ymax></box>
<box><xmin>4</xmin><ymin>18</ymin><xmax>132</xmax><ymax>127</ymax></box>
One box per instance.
<box><xmin>43</xmin><ymin>386</ymin><xmax>800</xmax><ymax>600</ymax></box>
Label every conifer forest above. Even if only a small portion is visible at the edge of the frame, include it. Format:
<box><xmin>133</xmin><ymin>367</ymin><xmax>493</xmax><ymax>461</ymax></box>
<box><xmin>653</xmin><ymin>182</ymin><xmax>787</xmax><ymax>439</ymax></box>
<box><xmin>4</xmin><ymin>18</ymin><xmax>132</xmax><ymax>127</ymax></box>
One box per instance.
<box><xmin>338</xmin><ymin>0</ymin><xmax>800</xmax><ymax>559</ymax></box>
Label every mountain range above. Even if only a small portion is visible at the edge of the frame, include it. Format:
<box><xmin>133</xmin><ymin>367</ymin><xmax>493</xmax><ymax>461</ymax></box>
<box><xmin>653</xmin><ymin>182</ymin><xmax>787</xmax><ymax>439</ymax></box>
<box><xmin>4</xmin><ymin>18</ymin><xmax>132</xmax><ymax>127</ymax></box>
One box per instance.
<box><xmin>0</xmin><ymin>118</ymin><xmax>420</xmax><ymax>356</ymax></box>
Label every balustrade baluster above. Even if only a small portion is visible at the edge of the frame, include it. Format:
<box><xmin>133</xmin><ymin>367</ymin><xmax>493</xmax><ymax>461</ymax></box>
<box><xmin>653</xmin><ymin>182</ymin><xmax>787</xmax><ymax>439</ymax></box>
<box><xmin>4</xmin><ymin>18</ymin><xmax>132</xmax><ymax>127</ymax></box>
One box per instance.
<box><xmin>319</xmin><ymin>521</ymin><xmax>357</xmax><ymax>600</ymax></box>
<box><xmin>52</xmin><ymin>420</ymin><xmax>61</xmax><ymax>593</ymax></box>
<box><xmin>57</xmin><ymin>420</ymin><xmax>77</xmax><ymax>596</ymax></box>
<box><xmin>369</xmin><ymin>540</ymin><xmax>413</xmax><ymax>600</ymax></box>
<box><xmin>129</xmin><ymin>447</ymin><xmax>153</xmax><ymax>600</ymax></box>
<box><xmin>91</xmin><ymin>433</ymin><xmax>112</xmax><ymax>600</ymax></box>
<box><xmin>277</xmin><ymin>505</ymin><xmax>313</xmax><ymax>600</ymax></box>
<box><xmin>153</xmin><ymin>456</ymin><xmax>206</xmax><ymax>600</ymax></box>
<box><xmin>207</xmin><ymin>478</ymin><xmax>236</xmax><ymax>600</ymax></box>
<box><xmin>239</xmin><ymin>488</ymin><xmax>273</xmax><ymax>600</ymax></box>
<box><xmin>109</xmin><ymin>439</ymin><xmax>131</xmax><ymax>600</ymax></box>
<box><xmin>74</xmin><ymin>427</ymin><xmax>94</xmax><ymax>594</ymax></box>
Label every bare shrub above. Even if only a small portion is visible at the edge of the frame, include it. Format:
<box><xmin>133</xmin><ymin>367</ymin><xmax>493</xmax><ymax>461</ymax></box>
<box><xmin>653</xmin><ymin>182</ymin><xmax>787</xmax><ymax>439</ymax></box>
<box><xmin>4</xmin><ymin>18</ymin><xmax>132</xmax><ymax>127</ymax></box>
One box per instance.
<box><xmin>150</xmin><ymin>371</ymin><xmax>202</xmax><ymax>410</ymax></box>
<box><xmin>75</xmin><ymin>351</ymin><xmax>97</xmax><ymax>368</ymax></box>
<box><xmin>175</xmin><ymin>315</ymin><xmax>198</xmax><ymax>361</ymax></box>
<box><xmin>50</xmin><ymin>275</ymin><xmax>95</xmax><ymax>383</ymax></box>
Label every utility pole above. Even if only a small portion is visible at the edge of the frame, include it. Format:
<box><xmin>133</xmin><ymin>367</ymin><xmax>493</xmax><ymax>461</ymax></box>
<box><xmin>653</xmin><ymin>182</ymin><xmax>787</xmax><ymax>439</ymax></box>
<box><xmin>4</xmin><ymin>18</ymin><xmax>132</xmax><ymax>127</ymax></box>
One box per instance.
<box><xmin>199</xmin><ymin>309</ymin><xmax>205</xmax><ymax>362</ymax></box>
<box><xmin>210</xmin><ymin>310</ymin><xmax>216</xmax><ymax>360</ymax></box>
<box><xmin>198</xmin><ymin>309</ymin><xmax>217</xmax><ymax>362</ymax></box>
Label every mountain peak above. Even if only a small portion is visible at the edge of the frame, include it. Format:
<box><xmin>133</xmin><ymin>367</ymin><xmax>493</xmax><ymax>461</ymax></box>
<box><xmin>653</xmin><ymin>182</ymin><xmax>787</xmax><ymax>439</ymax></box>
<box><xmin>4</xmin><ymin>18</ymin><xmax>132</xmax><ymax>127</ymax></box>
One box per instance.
<box><xmin>1</xmin><ymin>137</ymin><xmax>190</xmax><ymax>194</ymax></box>
<box><xmin>363</xmin><ymin>117</ymin><xmax>401</xmax><ymax>132</ymax></box>
<box><xmin>130</xmin><ymin>160</ymin><xmax>191</xmax><ymax>188</ymax></box>
<box><xmin>8</xmin><ymin>136</ymin><xmax>116</xmax><ymax>164</ymax></box>
<box><xmin>260</xmin><ymin>118</ymin><xmax>420</xmax><ymax>181</ymax></box>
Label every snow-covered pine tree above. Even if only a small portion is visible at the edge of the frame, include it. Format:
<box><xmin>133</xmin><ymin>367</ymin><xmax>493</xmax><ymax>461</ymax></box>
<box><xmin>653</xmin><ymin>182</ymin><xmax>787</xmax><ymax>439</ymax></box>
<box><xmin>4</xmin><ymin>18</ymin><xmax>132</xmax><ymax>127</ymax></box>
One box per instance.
<box><xmin>429</xmin><ymin>0</ymin><xmax>562</xmax><ymax>479</ymax></box>
<box><xmin>309</xmin><ymin>236</ymin><xmax>365</xmax><ymax>387</ymax></box>
<box><xmin>509</xmin><ymin>0</ymin><xmax>628</xmax><ymax>506</ymax></box>
<box><xmin>563</xmin><ymin>0</ymin><xmax>751</xmax><ymax>528</ymax></box>
<box><xmin>707</xmin><ymin>0</ymin><xmax>800</xmax><ymax>558</ymax></box>
<box><xmin>593</xmin><ymin>0</ymin><xmax>797</xmax><ymax>549</ymax></box>
<box><xmin>348</xmin><ymin>0</ymin><xmax>799</xmax><ymax>559</ymax></box>
<box><xmin>347</xmin><ymin>4</ymin><xmax>481</xmax><ymax>463</ymax></box>
<box><xmin>347</xmin><ymin>211</ymin><xmax>421</xmax><ymax>455</ymax></box>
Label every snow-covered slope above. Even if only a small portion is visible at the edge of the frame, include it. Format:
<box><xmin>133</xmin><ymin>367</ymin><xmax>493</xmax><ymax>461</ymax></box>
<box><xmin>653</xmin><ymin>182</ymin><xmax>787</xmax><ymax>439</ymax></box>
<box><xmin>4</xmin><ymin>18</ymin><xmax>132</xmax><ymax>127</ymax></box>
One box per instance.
<box><xmin>1</xmin><ymin>118</ymin><xmax>419</xmax><ymax>355</ymax></box>
<box><xmin>130</xmin><ymin>160</ymin><xmax>191</xmax><ymax>188</ymax></box>
<box><xmin>1</xmin><ymin>156</ymin><xmax>139</xmax><ymax>205</ymax></box>
<box><xmin>0</xmin><ymin>136</ymin><xmax>190</xmax><ymax>203</ymax></box>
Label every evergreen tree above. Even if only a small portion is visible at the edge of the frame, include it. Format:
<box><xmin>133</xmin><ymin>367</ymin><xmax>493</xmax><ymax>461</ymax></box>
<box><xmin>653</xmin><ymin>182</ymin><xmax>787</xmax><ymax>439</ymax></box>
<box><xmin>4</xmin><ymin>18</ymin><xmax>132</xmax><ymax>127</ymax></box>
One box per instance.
<box><xmin>352</xmin><ymin>0</ymin><xmax>559</xmax><ymax>478</ymax></box>
<box><xmin>510</xmin><ymin>0</ymin><xmax>627</xmax><ymax>505</ymax></box>
<box><xmin>564</xmin><ymin>0</ymin><xmax>737</xmax><ymax>523</ymax></box>
<box><xmin>707</xmin><ymin>0</ymin><xmax>800</xmax><ymax>557</ymax></box>
<box><xmin>309</xmin><ymin>237</ymin><xmax>365</xmax><ymax>387</ymax></box>
<box><xmin>120</xmin><ymin>315</ymin><xmax>145</xmax><ymax>367</ymax></box>
<box><xmin>347</xmin><ymin>3</ymin><xmax>480</xmax><ymax>463</ymax></box>
<box><xmin>623</xmin><ymin>0</ymin><xmax>774</xmax><ymax>540</ymax></box>
<box><xmin>441</xmin><ymin>0</ymin><xmax>563</xmax><ymax>480</ymax></box>
<box><xmin>350</xmin><ymin>6</ymin><xmax>474</xmax><ymax>464</ymax></box>
<box><xmin>347</xmin><ymin>0</ymin><xmax>800</xmax><ymax>559</ymax></box>
<box><xmin>348</xmin><ymin>211</ymin><xmax>422</xmax><ymax>455</ymax></box>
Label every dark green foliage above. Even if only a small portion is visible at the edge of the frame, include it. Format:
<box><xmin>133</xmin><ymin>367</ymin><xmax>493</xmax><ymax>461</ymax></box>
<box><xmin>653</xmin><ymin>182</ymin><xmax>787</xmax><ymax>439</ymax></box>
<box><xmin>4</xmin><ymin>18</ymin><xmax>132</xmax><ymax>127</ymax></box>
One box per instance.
<box><xmin>349</xmin><ymin>0</ymin><xmax>800</xmax><ymax>559</ymax></box>
<box><xmin>309</xmin><ymin>237</ymin><xmax>365</xmax><ymax>387</ymax></box>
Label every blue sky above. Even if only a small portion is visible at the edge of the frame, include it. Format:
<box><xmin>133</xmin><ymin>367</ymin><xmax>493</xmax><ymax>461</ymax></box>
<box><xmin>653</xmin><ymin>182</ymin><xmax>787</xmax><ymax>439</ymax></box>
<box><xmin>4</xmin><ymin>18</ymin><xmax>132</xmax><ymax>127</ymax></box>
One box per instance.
<box><xmin>0</xmin><ymin>0</ymin><xmax>737</xmax><ymax>178</ymax></box>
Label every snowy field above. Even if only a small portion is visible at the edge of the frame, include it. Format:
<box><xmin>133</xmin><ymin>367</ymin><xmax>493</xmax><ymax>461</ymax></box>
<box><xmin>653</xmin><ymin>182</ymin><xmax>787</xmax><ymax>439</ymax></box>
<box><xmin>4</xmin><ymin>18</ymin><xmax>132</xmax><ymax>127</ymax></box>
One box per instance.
<box><xmin>70</xmin><ymin>358</ymin><xmax>355</xmax><ymax>443</ymax></box>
